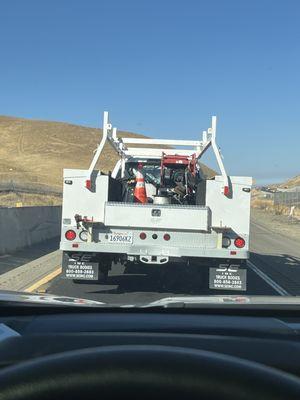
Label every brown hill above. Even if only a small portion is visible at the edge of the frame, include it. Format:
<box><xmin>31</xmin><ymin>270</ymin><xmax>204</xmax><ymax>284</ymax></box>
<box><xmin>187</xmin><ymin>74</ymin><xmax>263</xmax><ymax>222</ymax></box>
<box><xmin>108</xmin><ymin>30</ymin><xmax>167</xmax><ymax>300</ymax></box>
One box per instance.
<box><xmin>278</xmin><ymin>174</ymin><xmax>300</xmax><ymax>189</ymax></box>
<box><xmin>0</xmin><ymin>115</ymin><xmax>216</xmax><ymax>206</ymax></box>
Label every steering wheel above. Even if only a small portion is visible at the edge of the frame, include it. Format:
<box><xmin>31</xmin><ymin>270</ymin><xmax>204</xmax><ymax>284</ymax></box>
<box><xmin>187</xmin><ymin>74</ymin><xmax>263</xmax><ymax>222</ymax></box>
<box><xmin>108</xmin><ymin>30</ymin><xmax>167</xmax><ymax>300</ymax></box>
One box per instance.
<box><xmin>0</xmin><ymin>345</ymin><xmax>299</xmax><ymax>399</ymax></box>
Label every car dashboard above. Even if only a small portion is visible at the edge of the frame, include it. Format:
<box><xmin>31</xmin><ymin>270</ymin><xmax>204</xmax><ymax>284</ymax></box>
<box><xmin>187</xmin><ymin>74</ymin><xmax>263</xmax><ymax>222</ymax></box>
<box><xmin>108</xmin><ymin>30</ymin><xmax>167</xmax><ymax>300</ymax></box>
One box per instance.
<box><xmin>1</xmin><ymin>308</ymin><xmax>300</xmax><ymax>377</ymax></box>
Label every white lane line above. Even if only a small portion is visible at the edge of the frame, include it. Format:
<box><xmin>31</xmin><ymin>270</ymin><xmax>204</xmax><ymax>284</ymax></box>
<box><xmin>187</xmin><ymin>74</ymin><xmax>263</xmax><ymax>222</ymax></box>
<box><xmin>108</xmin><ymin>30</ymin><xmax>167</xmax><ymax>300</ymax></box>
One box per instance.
<box><xmin>247</xmin><ymin>260</ymin><xmax>290</xmax><ymax>296</ymax></box>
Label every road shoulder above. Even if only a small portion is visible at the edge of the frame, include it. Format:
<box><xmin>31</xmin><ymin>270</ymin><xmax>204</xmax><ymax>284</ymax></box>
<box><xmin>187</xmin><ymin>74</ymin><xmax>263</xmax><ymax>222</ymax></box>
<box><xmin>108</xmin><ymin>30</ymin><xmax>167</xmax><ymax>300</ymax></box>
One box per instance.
<box><xmin>251</xmin><ymin>208</ymin><xmax>300</xmax><ymax>244</ymax></box>
<box><xmin>0</xmin><ymin>250</ymin><xmax>61</xmax><ymax>292</ymax></box>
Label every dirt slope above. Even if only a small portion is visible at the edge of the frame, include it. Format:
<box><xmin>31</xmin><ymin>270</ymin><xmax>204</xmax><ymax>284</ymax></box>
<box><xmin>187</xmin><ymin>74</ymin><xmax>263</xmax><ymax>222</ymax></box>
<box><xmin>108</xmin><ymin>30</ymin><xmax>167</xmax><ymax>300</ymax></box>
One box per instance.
<box><xmin>278</xmin><ymin>175</ymin><xmax>300</xmax><ymax>188</ymax></box>
<box><xmin>0</xmin><ymin>115</ymin><xmax>216</xmax><ymax>206</ymax></box>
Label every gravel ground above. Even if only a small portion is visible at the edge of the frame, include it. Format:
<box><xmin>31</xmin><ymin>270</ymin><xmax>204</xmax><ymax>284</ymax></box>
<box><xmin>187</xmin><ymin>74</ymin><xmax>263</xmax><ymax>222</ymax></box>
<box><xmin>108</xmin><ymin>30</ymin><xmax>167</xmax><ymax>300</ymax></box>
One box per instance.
<box><xmin>251</xmin><ymin>208</ymin><xmax>300</xmax><ymax>242</ymax></box>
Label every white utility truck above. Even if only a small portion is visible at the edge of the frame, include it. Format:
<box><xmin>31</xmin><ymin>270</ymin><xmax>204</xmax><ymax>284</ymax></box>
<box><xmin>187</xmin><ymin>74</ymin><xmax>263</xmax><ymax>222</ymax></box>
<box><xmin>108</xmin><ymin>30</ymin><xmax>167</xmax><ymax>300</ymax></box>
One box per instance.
<box><xmin>60</xmin><ymin>112</ymin><xmax>252</xmax><ymax>291</ymax></box>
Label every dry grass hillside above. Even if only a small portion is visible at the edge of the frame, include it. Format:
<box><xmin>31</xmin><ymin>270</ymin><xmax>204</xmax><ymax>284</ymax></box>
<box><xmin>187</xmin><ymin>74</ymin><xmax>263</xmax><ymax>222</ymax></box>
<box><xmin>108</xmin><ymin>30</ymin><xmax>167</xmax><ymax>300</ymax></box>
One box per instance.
<box><xmin>252</xmin><ymin>175</ymin><xmax>300</xmax><ymax>220</ymax></box>
<box><xmin>278</xmin><ymin>174</ymin><xmax>300</xmax><ymax>188</ymax></box>
<box><xmin>0</xmin><ymin>115</ymin><xmax>215</xmax><ymax>206</ymax></box>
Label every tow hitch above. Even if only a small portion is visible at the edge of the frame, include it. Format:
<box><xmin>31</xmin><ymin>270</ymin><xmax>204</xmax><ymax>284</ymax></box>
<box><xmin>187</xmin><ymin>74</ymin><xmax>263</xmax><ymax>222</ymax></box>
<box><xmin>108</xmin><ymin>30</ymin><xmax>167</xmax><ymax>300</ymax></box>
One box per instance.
<box><xmin>140</xmin><ymin>255</ymin><xmax>169</xmax><ymax>265</ymax></box>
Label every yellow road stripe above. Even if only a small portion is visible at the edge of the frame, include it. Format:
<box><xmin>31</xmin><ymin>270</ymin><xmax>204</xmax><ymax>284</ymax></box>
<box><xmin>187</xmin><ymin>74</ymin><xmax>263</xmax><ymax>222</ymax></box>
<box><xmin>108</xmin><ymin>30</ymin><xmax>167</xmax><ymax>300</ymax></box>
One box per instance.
<box><xmin>25</xmin><ymin>267</ymin><xmax>62</xmax><ymax>293</ymax></box>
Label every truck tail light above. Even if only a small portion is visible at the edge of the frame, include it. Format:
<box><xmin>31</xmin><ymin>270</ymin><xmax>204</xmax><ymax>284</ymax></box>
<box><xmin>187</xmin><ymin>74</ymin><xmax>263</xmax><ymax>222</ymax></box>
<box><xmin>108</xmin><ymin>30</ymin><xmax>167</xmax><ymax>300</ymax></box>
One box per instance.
<box><xmin>234</xmin><ymin>237</ymin><xmax>245</xmax><ymax>248</ymax></box>
<box><xmin>65</xmin><ymin>230</ymin><xmax>76</xmax><ymax>241</ymax></box>
<box><xmin>140</xmin><ymin>232</ymin><xmax>147</xmax><ymax>240</ymax></box>
<box><xmin>163</xmin><ymin>233</ymin><xmax>171</xmax><ymax>241</ymax></box>
<box><xmin>224</xmin><ymin>186</ymin><xmax>229</xmax><ymax>196</ymax></box>
<box><xmin>85</xmin><ymin>179</ymin><xmax>92</xmax><ymax>190</ymax></box>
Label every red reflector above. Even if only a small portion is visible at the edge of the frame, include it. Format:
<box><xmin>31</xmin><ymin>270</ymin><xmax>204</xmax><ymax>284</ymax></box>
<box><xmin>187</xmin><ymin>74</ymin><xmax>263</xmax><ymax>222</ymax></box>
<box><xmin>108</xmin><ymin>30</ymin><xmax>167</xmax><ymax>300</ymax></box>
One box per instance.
<box><xmin>140</xmin><ymin>232</ymin><xmax>147</xmax><ymax>240</ymax></box>
<box><xmin>72</xmin><ymin>243</ymin><xmax>79</xmax><ymax>248</ymax></box>
<box><xmin>85</xmin><ymin>179</ymin><xmax>91</xmax><ymax>189</ymax></box>
<box><xmin>230</xmin><ymin>251</ymin><xmax>237</xmax><ymax>255</ymax></box>
<box><xmin>234</xmin><ymin>237</ymin><xmax>245</xmax><ymax>248</ymax></box>
<box><xmin>163</xmin><ymin>233</ymin><xmax>171</xmax><ymax>241</ymax></box>
<box><xmin>65</xmin><ymin>230</ymin><xmax>76</xmax><ymax>241</ymax></box>
<box><xmin>224</xmin><ymin>186</ymin><xmax>229</xmax><ymax>196</ymax></box>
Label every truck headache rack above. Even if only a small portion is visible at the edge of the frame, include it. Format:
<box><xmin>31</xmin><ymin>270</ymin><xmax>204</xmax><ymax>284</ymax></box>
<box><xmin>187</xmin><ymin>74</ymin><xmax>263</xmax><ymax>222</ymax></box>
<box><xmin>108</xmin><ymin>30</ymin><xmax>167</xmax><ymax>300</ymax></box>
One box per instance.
<box><xmin>86</xmin><ymin>111</ymin><xmax>229</xmax><ymax>194</ymax></box>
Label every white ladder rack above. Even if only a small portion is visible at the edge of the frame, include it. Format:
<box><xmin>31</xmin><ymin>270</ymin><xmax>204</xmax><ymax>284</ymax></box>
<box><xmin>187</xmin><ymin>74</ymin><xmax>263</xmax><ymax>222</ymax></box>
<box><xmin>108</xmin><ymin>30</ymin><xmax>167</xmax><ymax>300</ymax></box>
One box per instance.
<box><xmin>86</xmin><ymin>111</ymin><xmax>229</xmax><ymax>193</ymax></box>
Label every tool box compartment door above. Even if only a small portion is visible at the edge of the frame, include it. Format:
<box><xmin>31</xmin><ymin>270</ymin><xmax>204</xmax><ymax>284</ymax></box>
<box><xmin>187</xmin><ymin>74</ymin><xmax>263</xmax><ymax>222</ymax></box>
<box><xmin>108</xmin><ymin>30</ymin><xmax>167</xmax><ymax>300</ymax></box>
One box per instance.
<box><xmin>104</xmin><ymin>202</ymin><xmax>210</xmax><ymax>231</ymax></box>
<box><xmin>62</xmin><ymin>169</ymin><xmax>122</xmax><ymax>224</ymax></box>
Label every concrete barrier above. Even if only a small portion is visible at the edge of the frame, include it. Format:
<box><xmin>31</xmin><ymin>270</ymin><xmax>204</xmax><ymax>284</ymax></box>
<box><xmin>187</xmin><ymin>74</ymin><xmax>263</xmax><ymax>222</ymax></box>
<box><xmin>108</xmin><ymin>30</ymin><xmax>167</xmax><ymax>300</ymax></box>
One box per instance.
<box><xmin>0</xmin><ymin>206</ymin><xmax>61</xmax><ymax>254</ymax></box>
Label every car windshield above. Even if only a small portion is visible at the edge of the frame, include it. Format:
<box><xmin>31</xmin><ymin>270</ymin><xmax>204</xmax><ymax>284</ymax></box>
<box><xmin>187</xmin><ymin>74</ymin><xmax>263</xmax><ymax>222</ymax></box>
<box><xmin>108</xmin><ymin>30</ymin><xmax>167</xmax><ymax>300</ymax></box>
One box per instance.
<box><xmin>0</xmin><ymin>0</ymin><xmax>300</xmax><ymax>309</ymax></box>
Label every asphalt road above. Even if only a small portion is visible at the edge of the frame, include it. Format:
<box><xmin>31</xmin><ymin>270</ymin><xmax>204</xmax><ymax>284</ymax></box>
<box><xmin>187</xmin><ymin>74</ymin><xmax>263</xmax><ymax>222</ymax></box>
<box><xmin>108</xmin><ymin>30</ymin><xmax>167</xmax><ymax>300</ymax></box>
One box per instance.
<box><xmin>249</xmin><ymin>220</ymin><xmax>300</xmax><ymax>295</ymax></box>
<box><xmin>44</xmin><ymin>218</ymin><xmax>300</xmax><ymax>304</ymax></box>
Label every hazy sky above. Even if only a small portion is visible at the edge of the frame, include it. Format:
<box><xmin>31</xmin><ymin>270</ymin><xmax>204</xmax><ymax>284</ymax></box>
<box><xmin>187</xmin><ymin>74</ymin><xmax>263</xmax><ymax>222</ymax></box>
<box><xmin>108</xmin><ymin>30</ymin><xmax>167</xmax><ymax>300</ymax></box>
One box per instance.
<box><xmin>1</xmin><ymin>0</ymin><xmax>299</xmax><ymax>184</ymax></box>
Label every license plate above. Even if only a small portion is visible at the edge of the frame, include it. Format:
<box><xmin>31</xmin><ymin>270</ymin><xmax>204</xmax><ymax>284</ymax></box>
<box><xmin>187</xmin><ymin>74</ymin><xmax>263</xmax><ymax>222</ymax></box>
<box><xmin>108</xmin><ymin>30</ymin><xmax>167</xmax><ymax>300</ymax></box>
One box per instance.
<box><xmin>209</xmin><ymin>265</ymin><xmax>247</xmax><ymax>291</ymax></box>
<box><xmin>108</xmin><ymin>232</ymin><xmax>133</xmax><ymax>244</ymax></box>
<box><xmin>62</xmin><ymin>260</ymin><xmax>99</xmax><ymax>281</ymax></box>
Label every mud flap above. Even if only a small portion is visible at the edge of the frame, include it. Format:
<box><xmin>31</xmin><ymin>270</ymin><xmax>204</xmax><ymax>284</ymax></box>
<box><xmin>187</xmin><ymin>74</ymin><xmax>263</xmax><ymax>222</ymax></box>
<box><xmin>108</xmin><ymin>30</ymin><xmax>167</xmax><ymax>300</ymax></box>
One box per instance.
<box><xmin>62</xmin><ymin>252</ymin><xmax>99</xmax><ymax>281</ymax></box>
<box><xmin>209</xmin><ymin>264</ymin><xmax>247</xmax><ymax>291</ymax></box>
